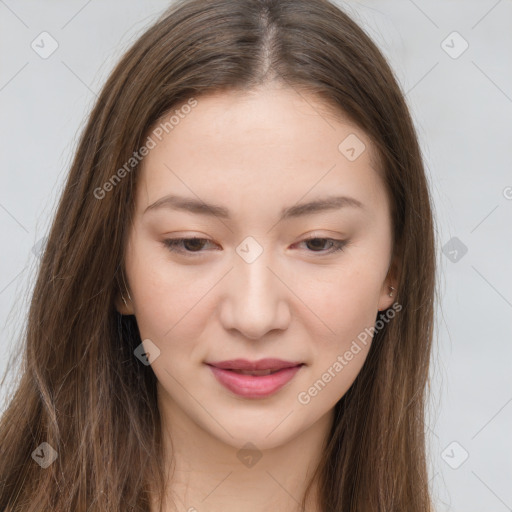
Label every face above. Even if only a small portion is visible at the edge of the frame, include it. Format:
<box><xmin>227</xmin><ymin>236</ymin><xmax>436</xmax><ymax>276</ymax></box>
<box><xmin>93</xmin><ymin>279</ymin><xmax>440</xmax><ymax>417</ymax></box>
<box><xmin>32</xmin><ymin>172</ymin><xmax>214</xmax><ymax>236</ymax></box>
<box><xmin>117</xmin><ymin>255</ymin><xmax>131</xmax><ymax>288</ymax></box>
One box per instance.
<box><xmin>117</xmin><ymin>85</ymin><xmax>397</xmax><ymax>450</ymax></box>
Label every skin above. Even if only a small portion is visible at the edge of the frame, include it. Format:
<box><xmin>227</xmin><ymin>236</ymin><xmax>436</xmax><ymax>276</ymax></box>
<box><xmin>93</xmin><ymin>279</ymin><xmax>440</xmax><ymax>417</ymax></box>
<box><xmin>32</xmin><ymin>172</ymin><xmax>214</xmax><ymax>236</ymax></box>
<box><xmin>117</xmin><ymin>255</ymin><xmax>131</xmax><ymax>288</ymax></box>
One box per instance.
<box><xmin>116</xmin><ymin>83</ymin><xmax>397</xmax><ymax>512</ymax></box>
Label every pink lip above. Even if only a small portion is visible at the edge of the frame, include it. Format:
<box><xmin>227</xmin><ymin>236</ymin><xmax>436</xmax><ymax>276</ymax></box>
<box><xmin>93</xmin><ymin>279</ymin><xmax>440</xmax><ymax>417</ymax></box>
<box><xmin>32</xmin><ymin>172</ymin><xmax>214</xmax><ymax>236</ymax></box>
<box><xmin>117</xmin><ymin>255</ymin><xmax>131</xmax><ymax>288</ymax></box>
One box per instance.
<box><xmin>206</xmin><ymin>359</ymin><xmax>304</xmax><ymax>398</ymax></box>
<box><xmin>207</xmin><ymin>358</ymin><xmax>302</xmax><ymax>371</ymax></box>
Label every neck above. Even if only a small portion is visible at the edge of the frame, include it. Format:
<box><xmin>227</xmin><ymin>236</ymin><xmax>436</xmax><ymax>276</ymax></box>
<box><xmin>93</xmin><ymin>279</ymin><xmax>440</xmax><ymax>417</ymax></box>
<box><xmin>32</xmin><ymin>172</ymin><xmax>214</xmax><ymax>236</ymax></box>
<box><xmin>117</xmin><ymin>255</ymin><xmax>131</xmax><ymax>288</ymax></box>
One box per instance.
<box><xmin>150</xmin><ymin>388</ymin><xmax>334</xmax><ymax>512</ymax></box>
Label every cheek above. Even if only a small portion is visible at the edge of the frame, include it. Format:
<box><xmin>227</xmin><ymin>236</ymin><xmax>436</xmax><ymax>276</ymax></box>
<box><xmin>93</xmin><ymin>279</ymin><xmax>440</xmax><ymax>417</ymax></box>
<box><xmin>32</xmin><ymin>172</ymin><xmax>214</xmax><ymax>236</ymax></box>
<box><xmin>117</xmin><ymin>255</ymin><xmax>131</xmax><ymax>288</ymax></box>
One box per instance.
<box><xmin>299</xmin><ymin>263</ymin><xmax>382</xmax><ymax>339</ymax></box>
<box><xmin>126</xmin><ymin>236</ymin><xmax>214</xmax><ymax>343</ymax></box>
<box><xmin>301</xmin><ymin>298</ymin><xmax>375</xmax><ymax>410</ymax></box>
<box><xmin>298</xmin><ymin>264</ymin><xmax>382</xmax><ymax>401</ymax></box>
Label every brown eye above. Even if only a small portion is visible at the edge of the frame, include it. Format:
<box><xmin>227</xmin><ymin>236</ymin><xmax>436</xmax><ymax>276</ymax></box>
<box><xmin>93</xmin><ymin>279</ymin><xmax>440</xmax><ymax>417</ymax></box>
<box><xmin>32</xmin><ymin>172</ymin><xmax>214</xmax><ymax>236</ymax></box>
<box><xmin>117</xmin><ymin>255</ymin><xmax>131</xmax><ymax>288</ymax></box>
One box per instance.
<box><xmin>163</xmin><ymin>237</ymin><xmax>217</xmax><ymax>255</ymax></box>
<box><xmin>162</xmin><ymin>236</ymin><xmax>347</xmax><ymax>257</ymax></box>
<box><xmin>298</xmin><ymin>237</ymin><xmax>347</xmax><ymax>254</ymax></box>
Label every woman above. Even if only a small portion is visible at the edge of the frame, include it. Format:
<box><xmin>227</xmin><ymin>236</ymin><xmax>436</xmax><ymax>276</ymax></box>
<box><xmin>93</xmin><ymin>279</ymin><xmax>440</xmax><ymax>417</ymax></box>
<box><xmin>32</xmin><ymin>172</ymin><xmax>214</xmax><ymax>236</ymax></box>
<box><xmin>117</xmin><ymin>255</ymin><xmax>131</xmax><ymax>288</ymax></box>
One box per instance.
<box><xmin>0</xmin><ymin>0</ymin><xmax>437</xmax><ymax>510</ymax></box>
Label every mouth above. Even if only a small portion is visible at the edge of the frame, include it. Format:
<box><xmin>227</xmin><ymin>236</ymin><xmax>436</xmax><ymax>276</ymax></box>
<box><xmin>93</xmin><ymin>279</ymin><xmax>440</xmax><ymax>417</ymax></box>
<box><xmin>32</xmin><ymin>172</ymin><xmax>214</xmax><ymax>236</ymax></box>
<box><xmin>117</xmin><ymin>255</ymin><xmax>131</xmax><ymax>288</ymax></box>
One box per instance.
<box><xmin>205</xmin><ymin>358</ymin><xmax>305</xmax><ymax>398</ymax></box>
<box><xmin>222</xmin><ymin>368</ymin><xmax>284</xmax><ymax>376</ymax></box>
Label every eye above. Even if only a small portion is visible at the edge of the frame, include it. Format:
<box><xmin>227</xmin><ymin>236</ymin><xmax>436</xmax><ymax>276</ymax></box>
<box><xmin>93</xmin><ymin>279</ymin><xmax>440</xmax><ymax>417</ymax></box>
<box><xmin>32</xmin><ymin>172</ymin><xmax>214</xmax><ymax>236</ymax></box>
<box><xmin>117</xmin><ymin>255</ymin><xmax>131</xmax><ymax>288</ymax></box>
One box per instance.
<box><xmin>162</xmin><ymin>236</ymin><xmax>347</xmax><ymax>257</ymax></box>
<box><xmin>162</xmin><ymin>237</ymin><xmax>217</xmax><ymax>255</ymax></box>
<box><xmin>295</xmin><ymin>237</ymin><xmax>347</xmax><ymax>254</ymax></box>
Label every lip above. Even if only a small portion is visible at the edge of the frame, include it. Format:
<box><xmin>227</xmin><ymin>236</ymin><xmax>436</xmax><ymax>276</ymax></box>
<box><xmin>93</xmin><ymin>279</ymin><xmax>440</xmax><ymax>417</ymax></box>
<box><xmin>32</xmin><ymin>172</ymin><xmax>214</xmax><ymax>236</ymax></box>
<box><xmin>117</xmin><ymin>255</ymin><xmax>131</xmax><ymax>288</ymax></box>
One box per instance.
<box><xmin>206</xmin><ymin>359</ymin><xmax>304</xmax><ymax>398</ymax></box>
<box><xmin>207</xmin><ymin>358</ymin><xmax>303</xmax><ymax>371</ymax></box>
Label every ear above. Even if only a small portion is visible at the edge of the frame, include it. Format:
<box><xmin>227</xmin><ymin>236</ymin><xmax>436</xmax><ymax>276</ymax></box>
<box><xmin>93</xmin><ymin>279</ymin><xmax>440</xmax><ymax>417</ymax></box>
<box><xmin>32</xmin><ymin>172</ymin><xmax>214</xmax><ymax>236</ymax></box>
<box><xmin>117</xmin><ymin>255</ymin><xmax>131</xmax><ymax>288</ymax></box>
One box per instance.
<box><xmin>377</xmin><ymin>256</ymin><xmax>399</xmax><ymax>312</ymax></box>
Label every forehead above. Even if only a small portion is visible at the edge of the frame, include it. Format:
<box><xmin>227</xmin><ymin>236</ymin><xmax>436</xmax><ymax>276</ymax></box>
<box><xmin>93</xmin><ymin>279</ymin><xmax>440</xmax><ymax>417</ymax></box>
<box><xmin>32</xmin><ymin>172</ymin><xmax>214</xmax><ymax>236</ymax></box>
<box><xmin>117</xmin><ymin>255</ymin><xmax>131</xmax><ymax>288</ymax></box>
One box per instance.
<box><xmin>136</xmin><ymin>86</ymin><xmax>388</xmax><ymax>221</ymax></box>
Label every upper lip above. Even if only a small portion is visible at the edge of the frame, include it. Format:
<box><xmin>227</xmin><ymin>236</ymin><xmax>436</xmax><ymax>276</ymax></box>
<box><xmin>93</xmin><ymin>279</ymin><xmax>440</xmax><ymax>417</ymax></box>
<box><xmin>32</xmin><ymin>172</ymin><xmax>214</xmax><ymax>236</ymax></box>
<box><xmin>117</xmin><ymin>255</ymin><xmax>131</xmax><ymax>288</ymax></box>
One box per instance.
<box><xmin>207</xmin><ymin>358</ymin><xmax>303</xmax><ymax>371</ymax></box>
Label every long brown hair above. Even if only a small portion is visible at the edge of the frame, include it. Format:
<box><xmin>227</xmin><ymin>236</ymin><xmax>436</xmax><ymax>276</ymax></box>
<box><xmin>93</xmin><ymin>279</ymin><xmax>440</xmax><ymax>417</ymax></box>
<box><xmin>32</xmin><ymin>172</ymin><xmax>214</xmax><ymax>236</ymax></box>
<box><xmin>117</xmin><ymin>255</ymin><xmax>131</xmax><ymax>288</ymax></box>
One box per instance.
<box><xmin>0</xmin><ymin>0</ymin><xmax>437</xmax><ymax>510</ymax></box>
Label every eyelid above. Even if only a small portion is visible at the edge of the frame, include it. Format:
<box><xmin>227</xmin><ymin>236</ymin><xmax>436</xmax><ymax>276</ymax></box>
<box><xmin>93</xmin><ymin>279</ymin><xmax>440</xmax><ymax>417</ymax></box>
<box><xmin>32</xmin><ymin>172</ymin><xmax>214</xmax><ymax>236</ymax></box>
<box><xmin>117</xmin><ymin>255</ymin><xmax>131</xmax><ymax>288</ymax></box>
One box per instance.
<box><xmin>162</xmin><ymin>237</ymin><xmax>218</xmax><ymax>255</ymax></box>
<box><xmin>295</xmin><ymin>236</ymin><xmax>347</xmax><ymax>254</ymax></box>
<box><xmin>162</xmin><ymin>235</ymin><xmax>348</xmax><ymax>256</ymax></box>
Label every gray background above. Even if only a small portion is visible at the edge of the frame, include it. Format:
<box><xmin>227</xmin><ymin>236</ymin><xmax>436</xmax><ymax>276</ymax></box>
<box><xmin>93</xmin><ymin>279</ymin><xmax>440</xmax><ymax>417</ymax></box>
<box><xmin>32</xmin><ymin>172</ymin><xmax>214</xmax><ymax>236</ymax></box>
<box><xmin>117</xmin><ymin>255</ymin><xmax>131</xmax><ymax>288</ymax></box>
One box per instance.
<box><xmin>1</xmin><ymin>1</ymin><xmax>511</xmax><ymax>510</ymax></box>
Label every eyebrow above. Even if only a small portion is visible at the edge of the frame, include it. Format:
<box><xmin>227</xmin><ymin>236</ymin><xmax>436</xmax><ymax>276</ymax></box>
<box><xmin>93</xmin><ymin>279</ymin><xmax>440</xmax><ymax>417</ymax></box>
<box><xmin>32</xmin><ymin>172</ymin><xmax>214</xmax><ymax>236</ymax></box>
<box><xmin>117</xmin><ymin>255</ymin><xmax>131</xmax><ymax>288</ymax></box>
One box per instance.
<box><xmin>143</xmin><ymin>194</ymin><xmax>364</xmax><ymax>220</ymax></box>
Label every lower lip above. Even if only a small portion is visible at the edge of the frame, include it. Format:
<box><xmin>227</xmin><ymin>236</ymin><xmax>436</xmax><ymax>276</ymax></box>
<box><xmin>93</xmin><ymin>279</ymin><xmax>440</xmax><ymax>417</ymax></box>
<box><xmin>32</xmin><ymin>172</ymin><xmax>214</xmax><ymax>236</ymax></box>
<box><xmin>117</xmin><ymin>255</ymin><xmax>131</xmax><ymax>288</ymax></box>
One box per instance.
<box><xmin>207</xmin><ymin>364</ymin><xmax>303</xmax><ymax>398</ymax></box>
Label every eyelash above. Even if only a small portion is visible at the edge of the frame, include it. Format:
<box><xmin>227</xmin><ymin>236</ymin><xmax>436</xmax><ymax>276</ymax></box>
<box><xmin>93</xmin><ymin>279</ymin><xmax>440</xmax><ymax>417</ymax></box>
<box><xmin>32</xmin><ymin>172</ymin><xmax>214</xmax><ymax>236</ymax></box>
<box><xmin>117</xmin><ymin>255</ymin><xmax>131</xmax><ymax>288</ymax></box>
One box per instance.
<box><xmin>162</xmin><ymin>236</ymin><xmax>347</xmax><ymax>257</ymax></box>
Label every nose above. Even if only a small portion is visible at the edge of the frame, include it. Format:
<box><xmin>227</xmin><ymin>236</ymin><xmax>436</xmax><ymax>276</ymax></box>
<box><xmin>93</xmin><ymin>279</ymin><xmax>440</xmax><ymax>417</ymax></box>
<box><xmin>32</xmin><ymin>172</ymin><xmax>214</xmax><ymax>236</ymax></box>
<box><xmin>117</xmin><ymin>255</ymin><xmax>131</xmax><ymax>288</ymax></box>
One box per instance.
<box><xmin>219</xmin><ymin>251</ymin><xmax>291</xmax><ymax>340</ymax></box>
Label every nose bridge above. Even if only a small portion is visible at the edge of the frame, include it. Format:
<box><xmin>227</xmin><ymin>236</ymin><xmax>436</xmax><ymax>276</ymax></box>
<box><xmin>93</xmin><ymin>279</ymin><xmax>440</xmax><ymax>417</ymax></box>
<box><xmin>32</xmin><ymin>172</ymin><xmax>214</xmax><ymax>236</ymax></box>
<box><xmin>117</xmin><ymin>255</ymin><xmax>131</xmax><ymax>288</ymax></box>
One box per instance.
<box><xmin>221</xmin><ymin>237</ymin><xmax>290</xmax><ymax>338</ymax></box>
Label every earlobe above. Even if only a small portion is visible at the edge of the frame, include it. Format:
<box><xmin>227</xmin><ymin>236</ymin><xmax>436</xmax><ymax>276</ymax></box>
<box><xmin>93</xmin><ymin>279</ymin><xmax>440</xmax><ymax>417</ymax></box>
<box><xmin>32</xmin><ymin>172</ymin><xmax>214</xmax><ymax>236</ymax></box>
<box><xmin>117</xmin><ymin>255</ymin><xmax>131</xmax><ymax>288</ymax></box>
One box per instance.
<box><xmin>378</xmin><ymin>283</ymin><xmax>397</xmax><ymax>312</ymax></box>
<box><xmin>378</xmin><ymin>255</ymin><xmax>400</xmax><ymax>311</ymax></box>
